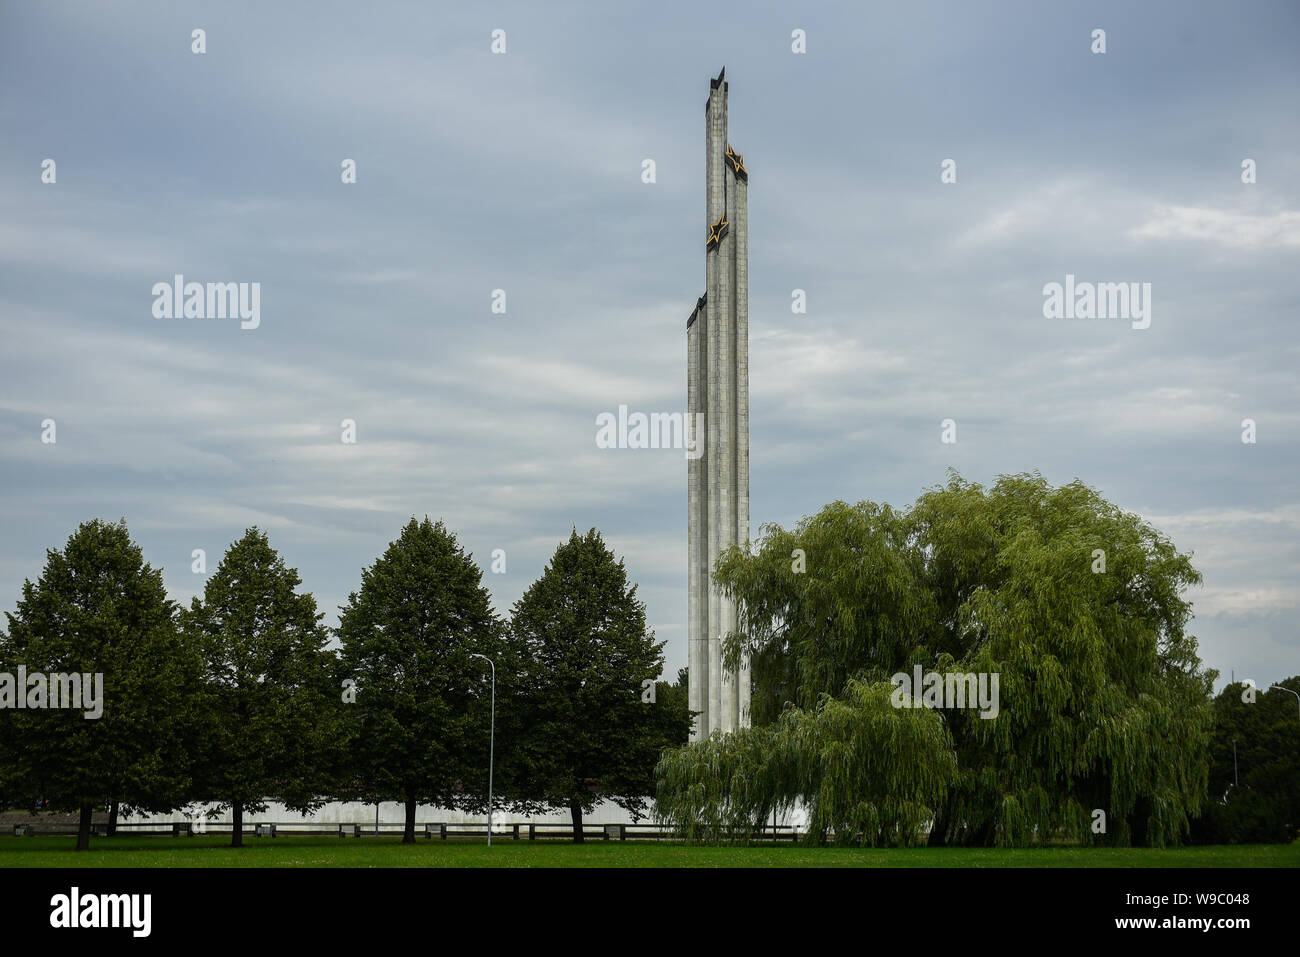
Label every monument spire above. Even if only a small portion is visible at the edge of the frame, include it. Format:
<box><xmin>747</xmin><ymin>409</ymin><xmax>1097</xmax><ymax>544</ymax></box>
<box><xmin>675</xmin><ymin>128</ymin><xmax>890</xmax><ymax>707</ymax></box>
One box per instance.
<box><xmin>688</xmin><ymin>70</ymin><xmax>749</xmax><ymax>741</ymax></box>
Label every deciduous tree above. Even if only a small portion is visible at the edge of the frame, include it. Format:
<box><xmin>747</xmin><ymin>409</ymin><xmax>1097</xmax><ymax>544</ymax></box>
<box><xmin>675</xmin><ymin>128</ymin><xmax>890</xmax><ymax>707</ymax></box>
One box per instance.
<box><xmin>0</xmin><ymin>519</ymin><xmax>201</xmax><ymax>850</ymax></box>
<box><xmin>336</xmin><ymin>518</ymin><xmax>502</xmax><ymax>843</ymax></box>
<box><xmin>660</xmin><ymin>472</ymin><xmax>1214</xmax><ymax>847</ymax></box>
<box><xmin>180</xmin><ymin>528</ymin><xmax>341</xmax><ymax>846</ymax></box>
<box><xmin>507</xmin><ymin>529</ymin><xmax>690</xmax><ymax>841</ymax></box>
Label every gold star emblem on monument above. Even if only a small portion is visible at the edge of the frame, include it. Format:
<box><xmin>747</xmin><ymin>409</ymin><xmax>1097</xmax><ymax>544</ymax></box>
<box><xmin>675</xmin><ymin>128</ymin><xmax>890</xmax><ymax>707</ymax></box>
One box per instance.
<box><xmin>726</xmin><ymin>145</ymin><xmax>746</xmax><ymax>177</ymax></box>
<box><xmin>706</xmin><ymin>214</ymin><xmax>728</xmax><ymax>248</ymax></box>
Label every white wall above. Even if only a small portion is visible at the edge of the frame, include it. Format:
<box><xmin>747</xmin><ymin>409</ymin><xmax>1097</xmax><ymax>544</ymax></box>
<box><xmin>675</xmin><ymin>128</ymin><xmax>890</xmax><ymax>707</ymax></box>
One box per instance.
<box><xmin>121</xmin><ymin>799</ymin><xmax>655</xmax><ymax>827</ymax></box>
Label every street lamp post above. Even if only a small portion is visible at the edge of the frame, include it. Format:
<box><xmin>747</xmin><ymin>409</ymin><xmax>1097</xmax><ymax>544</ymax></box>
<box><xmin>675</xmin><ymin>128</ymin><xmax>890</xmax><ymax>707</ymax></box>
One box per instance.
<box><xmin>470</xmin><ymin>653</ymin><xmax>495</xmax><ymax>847</ymax></box>
<box><xmin>1270</xmin><ymin>684</ymin><xmax>1300</xmax><ymax>723</ymax></box>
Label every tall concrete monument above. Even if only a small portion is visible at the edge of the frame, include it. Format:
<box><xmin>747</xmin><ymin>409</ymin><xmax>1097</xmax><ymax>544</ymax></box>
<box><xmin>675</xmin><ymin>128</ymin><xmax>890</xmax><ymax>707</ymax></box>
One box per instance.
<box><xmin>687</xmin><ymin>67</ymin><xmax>750</xmax><ymax>741</ymax></box>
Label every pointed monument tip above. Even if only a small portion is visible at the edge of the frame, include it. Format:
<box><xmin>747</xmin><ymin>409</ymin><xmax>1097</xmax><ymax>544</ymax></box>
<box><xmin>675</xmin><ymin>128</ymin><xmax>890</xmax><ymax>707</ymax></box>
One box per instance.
<box><xmin>707</xmin><ymin>66</ymin><xmax>727</xmax><ymax>108</ymax></box>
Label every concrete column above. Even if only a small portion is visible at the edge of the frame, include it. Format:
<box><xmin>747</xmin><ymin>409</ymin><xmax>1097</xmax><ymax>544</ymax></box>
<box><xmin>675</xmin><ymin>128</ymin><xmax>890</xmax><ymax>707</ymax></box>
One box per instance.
<box><xmin>705</xmin><ymin>79</ymin><xmax>725</xmax><ymax>736</ymax></box>
<box><xmin>718</xmin><ymin>159</ymin><xmax>738</xmax><ymax>735</ymax></box>
<box><xmin>686</xmin><ymin>311</ymin><xmax>704</xmax><ymax>740</ymax></box>
<box><xmin>732</xmin><ymin>171</ymin><xmax>750</xmax><ymax>729</ymax></box>
<box><xmin>689</xmin><ymin>69</ymin><xmax>749</xmax><ymax>740</ymax></box>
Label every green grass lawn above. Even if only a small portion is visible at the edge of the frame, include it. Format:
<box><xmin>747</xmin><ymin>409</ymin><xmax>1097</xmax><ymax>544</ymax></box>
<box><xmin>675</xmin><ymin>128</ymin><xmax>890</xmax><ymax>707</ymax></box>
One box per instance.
<box><xmin>0</xmin><ymin>835</ymin><xmax>1294</xmax><ymax>867</ymax></box>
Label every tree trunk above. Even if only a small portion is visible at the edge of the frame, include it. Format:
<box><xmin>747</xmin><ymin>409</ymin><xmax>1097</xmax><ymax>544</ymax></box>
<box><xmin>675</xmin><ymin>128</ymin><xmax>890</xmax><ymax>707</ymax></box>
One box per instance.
<box><xmin>1130</xmin><ymin>798</ymin><xmax>1151</xmax><ymax>847</ymax></box>
<box><xmin>231</xmin><ymin>801</ymin><xmax>243</xmax><ymax>848</ymax></box>
<box><xmin>927</xmin><ymin>802</ymin><xmax>951</xmax><ymax>847</ymax></box>
<box><xmin>971</xmin><ymin>816</ymin><xmax>996</xmax><ymax>847</ymax></box>
<box><xmin>107</xmin><ymin>801</ymin><xmax>119</xmax><ymax>837</ymax></box>
<box><xmin>75</xmin><ymin>800</ymin><xmax>93</xmax><ymax>851</ymax></box>
<box><xmin>570</xmin><ymin>800</ymin><xmax>584</xmax><ymax>844</ymax></box>
<box><xmin>403</xmin><ymin>796</ymin><xmax>416</xmax><ymax>844</ymax></box>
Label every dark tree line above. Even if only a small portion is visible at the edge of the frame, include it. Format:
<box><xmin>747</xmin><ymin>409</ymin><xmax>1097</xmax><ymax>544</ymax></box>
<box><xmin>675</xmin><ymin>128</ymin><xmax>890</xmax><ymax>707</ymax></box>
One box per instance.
<box><xmin>1189</xmin><ymin>677</ymin><xmax>1300</xmax><ymax>844</ymax></box>
<box><xmin>0</xmin><ymin>518</ymin><xmax>690</xmax><ymax>849</ymax></box>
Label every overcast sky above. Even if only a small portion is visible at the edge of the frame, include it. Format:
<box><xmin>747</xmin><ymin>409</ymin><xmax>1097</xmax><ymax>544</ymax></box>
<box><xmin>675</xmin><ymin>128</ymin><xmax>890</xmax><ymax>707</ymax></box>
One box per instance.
<box><xmin>1</xmin><ymin>1</ymin><xmax>1297</xmax><ymax>691</ymax></box>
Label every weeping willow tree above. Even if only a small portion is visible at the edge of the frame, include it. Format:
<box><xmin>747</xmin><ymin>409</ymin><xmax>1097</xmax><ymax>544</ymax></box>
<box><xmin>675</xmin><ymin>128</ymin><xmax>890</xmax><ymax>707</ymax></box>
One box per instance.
<box><xmin>657</xmin><ymin>471</ymin><xmax>1214</xmax><ymax>847</ymax></box>
<box><xmin>906</xmin><ymin>473</ymin><xmax>1214</xmax><ymax>847</ymax></box>
<box><xmin>655</xmin><ymin>679</ymin><xmax>955</xmax><ymax>845</ymax></box>
<box><xmin>653</xmin><ymin>718</ymin><xmax>782</xmax><ymax>843</ymax></box>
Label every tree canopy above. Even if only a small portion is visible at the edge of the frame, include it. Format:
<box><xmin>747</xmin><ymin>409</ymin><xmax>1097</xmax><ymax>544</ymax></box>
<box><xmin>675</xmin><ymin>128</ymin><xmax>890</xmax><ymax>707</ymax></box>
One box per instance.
<box><xmin>505</xmin><ymin>528</ymin><xmax>691</xmax><ymax>841</ymax></box>
<box><xmin>656</xmin><ymin>678</ymin><xmax>955</xmax><ymax>845</ymax></box>
<box><xmin>180</xmin><ymin>527</ymin><xmax>341</xmax><ymax>846</ymax></box>
<box><xmin>657</xmin><ymin>472</ymin><xmax>1216</xmax><ymax>847</ymax></box>
<box><xmin>1191</xmin><ymin>677</ymin><xmax>1300</xmax><ymax>844</ymax></box>
<box><xmin>336</xmin><ymin>517</ymin><xmax>502</xmax><ymax>842</ymax></box>
<box><xmin>0</xmin><ymin>519</ymin><xmax>201</xmax><ymax>850</ymax></box>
